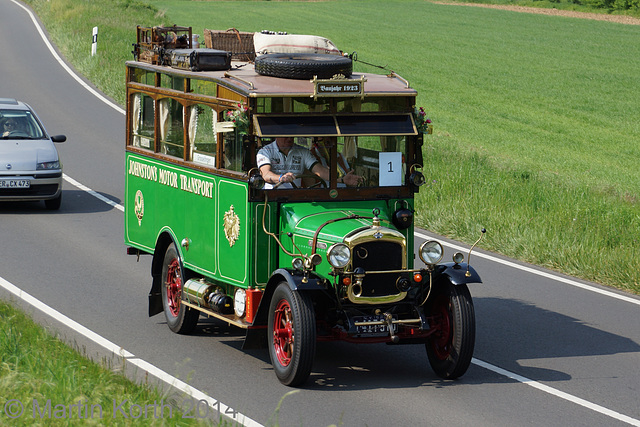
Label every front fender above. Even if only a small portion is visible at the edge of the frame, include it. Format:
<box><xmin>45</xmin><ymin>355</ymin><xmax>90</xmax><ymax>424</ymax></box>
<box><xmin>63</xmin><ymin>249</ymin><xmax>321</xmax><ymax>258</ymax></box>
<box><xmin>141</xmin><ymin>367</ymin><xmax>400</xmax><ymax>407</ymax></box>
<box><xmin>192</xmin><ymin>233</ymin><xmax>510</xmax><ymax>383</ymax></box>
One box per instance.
<box><xmin>256</xmin><ymin>268</ymin><xmax>325</xmax><ymax>320</ymax></box>
<box><xmin>243</xmin><ymin>268</ymin><xmax>325</xmax><ymax>350</ymax></box>
<box><xmin>436</xmin><ymin>262</ymin><xmax>482</xmax><ymax>285</ymax></box>
<box><xmin>269</xmin><ymin>268</ymin><xmax>327</xmax><ymax>291</ymax></box>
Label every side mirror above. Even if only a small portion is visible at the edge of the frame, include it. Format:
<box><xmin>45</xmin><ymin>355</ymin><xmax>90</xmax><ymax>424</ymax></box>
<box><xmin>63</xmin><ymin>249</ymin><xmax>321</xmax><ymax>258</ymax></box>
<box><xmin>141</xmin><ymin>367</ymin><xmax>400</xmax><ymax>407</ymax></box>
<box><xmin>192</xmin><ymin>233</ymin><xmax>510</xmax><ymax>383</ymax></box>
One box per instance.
<box><xmin>51</xmin><ymin>135</ymin><xmax>66</xmax><ymax>143</ymax></box>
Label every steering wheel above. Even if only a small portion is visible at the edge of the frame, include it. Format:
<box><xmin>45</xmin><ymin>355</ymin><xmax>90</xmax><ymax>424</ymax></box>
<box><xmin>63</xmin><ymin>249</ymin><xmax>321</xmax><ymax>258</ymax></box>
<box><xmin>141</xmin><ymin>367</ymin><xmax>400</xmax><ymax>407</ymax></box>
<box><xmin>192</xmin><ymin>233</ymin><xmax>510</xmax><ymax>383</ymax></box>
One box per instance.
<box><xmin>3</xmin><ymin>130</ymin><xmax>29</xmax><ymax>137</ymax></box>
<box><xmin>295</xmin><ymin>173</ymin><xmax>328</xmax><ymax>189</ymax></box>
<box><xmin>272</xmin><ymin>173</ymin><xmax>328</xmax><ymax>189</ymax></box>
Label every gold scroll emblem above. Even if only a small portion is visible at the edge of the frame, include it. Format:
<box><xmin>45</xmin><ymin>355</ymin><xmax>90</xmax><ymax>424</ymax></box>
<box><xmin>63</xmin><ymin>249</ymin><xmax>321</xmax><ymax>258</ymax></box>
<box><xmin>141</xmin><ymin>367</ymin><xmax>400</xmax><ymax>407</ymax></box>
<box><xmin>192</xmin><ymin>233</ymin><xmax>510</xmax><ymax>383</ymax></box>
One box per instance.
<box><xmin>223</xmin><ymin>205</ymin><xmax>240</xmax><ymax>247</ymax></box>
<box><xmin>134</xmin><ymin>190</ymin><xmax>144</xmax><ymax>226</ymax></box>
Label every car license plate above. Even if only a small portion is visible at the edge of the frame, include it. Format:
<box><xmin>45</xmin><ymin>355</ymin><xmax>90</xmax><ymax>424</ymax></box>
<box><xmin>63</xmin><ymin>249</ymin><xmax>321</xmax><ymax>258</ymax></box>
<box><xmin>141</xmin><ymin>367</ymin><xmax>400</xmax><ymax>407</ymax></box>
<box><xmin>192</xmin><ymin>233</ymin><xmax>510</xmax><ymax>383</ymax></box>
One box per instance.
<box><xmin>354</xmin><ymin>315</ymin><xmax>393</xmax><ymax>334</ymax></box>
<box><xmin>0</xmin><ymin>179</ymin><xmax>30</xmax><ymax>189</ymax></box>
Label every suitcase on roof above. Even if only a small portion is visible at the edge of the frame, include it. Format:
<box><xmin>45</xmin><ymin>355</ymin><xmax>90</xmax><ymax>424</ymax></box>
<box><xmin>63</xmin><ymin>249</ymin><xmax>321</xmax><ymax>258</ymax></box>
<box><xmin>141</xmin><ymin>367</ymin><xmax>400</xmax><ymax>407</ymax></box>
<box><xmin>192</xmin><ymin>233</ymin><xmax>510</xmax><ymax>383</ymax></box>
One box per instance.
<box><xmin>165</xmin><ymin>48</ymin><xmax>232</xmax><ymax>72</ymax></box>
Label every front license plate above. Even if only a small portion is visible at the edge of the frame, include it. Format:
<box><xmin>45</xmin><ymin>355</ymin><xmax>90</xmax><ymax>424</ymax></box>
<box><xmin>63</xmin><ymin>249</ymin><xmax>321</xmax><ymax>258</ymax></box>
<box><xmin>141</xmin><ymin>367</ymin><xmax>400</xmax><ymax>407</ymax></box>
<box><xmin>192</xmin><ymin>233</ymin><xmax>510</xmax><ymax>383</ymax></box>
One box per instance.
<box><xmin>0</xmin><ymin>179</ymin><xmax>30</xmax><ymax>188</ymax></box>
<box><xmin>354</xmin><ymin>315</ymin><xmax>393</xmax><ymax>334</ymax></box>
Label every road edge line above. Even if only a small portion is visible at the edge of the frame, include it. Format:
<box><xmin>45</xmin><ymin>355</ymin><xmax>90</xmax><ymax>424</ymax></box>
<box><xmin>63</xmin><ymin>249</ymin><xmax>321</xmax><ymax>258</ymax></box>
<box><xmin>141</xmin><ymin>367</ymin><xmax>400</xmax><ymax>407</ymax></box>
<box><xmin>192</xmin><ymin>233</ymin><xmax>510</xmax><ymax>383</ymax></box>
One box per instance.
<box><xmin>472</xmin><ymin>358</ymin><xmax>640</xmax><ymax>426</ymax></box>
<box><xmin>415</xmin><ymin>231</ymin><xmax>640</xmax><ymax>307</ymax></box>
<box><xmin>0</xmin><ymin>275</ymin><xmax>264</xmax><ymax>427</ymax></box>
<box><xmin>10</xmin><ymin>0</ymin><xmax>125</xmax><ymax>116</ymax></box>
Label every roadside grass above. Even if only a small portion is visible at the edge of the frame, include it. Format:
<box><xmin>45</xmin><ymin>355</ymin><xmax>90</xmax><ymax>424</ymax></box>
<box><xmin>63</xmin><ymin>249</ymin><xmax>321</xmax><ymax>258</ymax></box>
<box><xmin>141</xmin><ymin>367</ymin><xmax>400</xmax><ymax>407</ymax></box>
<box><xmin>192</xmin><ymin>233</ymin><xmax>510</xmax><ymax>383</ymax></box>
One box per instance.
<box><xmin>19</xmin><ymin>0</ymin><xmax>640</xmax><ymax>295</ymax></box>
<box><xmin>418</xmin><ymin>135</ymin><xmax>640</xmax><ymax>293</ymax></box>
<box><xmin>0</xmin><ymin>301</ymin><xmax>220</xmax><ymax>426</ymax></box>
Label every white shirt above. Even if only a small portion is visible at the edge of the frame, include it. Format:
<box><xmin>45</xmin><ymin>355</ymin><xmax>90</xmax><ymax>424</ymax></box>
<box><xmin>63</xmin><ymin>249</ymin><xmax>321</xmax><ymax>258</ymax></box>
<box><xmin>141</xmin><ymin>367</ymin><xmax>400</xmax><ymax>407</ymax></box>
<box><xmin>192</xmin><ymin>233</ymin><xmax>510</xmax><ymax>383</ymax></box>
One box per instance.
<box><xmin>257</xmin><ymin>141</ymin><xmax>319</xmax><ymax>189</ymax></box>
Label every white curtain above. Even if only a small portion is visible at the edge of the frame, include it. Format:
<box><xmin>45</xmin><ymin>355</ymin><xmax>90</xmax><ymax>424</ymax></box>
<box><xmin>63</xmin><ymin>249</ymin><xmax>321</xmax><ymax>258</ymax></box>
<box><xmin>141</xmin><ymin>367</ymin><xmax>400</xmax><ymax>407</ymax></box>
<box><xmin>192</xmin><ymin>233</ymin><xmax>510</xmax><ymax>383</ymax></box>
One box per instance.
<box><xmin>159</xmin><ymin>99</ymin><xmax>170</xmax><ymax>143</ymax></box>
<box><xmin>188</xmin><ymin>105</ymin><xmax>198</xmax><ymax>159</ymax></box>
<box><xmin>132</xmin><ymin>94</ymin><xmax>141</xmax><ymax>135</ymax></box>
<box><xmin>211</xmin><ymin>109</ymin><xmax>217</xmax><ymax>144</ymax></box>
<box><xmin>343</xmin><ymin>136</ymin><xmax>357</xmax><ymax>161</ymax></box>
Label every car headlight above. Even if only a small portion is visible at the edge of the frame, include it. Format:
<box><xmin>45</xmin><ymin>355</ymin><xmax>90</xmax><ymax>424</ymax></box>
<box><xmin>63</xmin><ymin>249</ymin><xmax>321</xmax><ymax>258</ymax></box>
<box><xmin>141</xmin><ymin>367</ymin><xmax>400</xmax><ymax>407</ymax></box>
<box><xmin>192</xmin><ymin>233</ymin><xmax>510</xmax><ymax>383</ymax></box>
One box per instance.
<box><xmin>419</xmin><ymin>240</ymin><xmax>443</xmax><ymax>265</ymax></box>
<box><xmin>37</xmin><ymin>160</ymin><xmax>60</xmax><ymax>170</ymax></box>
<box><xmin>327</xmin><ymin>243</ymin><xmax>351</xmax><ymax>269</ymax></box>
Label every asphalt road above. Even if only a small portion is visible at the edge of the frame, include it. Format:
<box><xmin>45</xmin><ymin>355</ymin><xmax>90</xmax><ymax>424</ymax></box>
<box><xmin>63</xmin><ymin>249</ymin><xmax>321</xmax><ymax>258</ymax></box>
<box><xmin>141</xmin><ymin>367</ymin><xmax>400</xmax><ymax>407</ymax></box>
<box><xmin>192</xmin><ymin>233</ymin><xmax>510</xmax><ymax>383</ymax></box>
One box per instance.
<box><xmin>1</xmin><ymin>1</ymin><xmax>639</xmax><ymax>426</ymax></box>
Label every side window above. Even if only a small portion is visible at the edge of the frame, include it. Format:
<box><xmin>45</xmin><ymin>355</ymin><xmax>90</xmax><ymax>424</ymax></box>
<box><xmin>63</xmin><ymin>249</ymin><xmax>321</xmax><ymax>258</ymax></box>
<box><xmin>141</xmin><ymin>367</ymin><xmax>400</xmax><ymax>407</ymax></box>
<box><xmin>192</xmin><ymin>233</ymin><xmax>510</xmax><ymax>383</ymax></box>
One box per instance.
<box><xmin>131</xmin><ymin>93</ymin><xmax>155</xmax><ymax>151</ymax></box>
<box><xmin>222</xmin><ymin>106</ymin><xmax>248</xmax><ymax>172</ymax></box>
<box><xmin>188</xmin><ymin>104</ymin><xmax>217</xmax><ymax>167</ymax></box>
<box><xmin>159</xmin><ymin>98</ymin><xmax>184</xmax><ymax>158</ymax></box>
<box><xmin>223</xmin><ymin>129</ymin><xmax>243</xmax><ymax>171</ymax></box>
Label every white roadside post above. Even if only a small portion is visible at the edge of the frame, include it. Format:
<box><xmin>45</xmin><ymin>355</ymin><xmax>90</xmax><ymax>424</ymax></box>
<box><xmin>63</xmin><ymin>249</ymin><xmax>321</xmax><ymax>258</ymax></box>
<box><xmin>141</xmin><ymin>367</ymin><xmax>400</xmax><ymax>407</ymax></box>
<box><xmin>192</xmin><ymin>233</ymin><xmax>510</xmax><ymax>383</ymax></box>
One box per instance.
<box><xmin>91</xmin><ymin>26</ymin><xmax>98</xmax><ymax>56</ymax></box>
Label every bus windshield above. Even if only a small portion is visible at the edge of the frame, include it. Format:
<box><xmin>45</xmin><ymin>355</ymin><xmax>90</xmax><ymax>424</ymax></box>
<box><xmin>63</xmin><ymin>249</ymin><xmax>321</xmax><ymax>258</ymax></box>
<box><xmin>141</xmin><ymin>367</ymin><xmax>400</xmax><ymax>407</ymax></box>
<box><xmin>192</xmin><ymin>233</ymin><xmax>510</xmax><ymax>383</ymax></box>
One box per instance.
<box><xmin>257</xmin><ymin>135</ymin><xmax>409</xmax><ymax>189</ymax></box>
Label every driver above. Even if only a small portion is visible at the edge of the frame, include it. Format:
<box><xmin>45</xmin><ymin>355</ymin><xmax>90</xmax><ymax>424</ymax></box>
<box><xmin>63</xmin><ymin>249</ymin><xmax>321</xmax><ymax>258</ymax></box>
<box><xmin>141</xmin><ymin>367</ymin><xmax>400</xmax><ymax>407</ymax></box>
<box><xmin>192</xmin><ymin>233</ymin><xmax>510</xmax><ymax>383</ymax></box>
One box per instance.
<box><xmin>2</xmin><ymin>118</ymin><xmax>20</xmax><ymax>137</ymax></box>
<box><xmin>257</xmin><ymin>137</ymin><xmax>360</xmax><ymax>189</ymax></box>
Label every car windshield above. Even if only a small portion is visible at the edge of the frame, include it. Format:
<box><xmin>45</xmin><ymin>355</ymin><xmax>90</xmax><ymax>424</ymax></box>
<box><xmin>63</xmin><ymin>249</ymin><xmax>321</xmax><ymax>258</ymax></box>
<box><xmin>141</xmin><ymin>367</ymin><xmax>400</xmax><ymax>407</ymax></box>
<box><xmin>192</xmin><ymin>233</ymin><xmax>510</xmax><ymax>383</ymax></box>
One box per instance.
<box><xmin>1</xmin><ymin>110</ymin><xmax>45</xmax><ymax>139</ymax></box>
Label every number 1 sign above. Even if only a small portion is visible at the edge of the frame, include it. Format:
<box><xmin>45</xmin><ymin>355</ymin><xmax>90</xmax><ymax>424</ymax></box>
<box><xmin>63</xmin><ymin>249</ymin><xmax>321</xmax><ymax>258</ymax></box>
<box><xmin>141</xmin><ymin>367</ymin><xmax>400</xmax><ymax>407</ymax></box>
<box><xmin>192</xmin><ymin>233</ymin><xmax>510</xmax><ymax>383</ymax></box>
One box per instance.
<box><xmin>379</xmin><ymin>152</ymin><xmax>402</xmax><ymax>187</ymax></box>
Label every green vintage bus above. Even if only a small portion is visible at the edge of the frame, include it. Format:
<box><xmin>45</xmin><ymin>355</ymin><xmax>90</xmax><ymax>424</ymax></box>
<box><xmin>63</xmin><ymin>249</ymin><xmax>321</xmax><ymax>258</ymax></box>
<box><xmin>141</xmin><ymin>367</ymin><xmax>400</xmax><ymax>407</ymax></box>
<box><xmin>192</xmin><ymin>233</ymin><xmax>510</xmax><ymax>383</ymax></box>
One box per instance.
<box><xmin>125</xmin><ymin>29</ymin><xmax>482</xmax><ymax>386</ymax></box>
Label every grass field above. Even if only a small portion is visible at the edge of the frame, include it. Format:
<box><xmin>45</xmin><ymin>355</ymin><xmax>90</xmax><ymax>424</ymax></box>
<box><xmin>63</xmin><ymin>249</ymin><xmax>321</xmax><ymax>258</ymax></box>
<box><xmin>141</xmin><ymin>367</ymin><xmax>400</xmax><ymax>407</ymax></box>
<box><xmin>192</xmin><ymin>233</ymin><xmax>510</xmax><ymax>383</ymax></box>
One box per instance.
<box><xmin>21</xmin><ymin>0</ymin><xmax>640</xmax><ymax>294</ymax></box>
<box><xmin>0</xmin><ymin>301</ymin><xmax>216</xmax><ymax>426</ymax></box>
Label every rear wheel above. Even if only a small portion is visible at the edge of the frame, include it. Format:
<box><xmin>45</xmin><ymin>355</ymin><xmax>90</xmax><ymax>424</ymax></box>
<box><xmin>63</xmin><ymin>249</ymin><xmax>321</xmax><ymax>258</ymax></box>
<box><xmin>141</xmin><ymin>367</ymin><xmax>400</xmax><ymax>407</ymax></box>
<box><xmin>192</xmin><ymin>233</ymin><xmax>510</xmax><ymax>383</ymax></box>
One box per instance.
<box><xmin>425</xmin><ymin>281</ymin><xmax>475</xmax><ymax>379</ymax></box>
<box><xmin>268</xmin><ymin>282</ymin><xmax>316</xmax><ymax>386</ymax></box>
<box><xmin>160</xmin><ymin>243</ymin><xmax>199</xmax><ymax>334</ymax></box>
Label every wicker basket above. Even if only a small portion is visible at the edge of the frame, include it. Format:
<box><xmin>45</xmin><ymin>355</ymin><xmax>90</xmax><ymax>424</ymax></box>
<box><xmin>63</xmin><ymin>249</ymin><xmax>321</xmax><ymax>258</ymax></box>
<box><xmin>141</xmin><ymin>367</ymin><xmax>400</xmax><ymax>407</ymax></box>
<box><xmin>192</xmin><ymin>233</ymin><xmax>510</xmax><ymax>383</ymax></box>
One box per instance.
<box><xmin>204</xmin><ymin>28</ymin><xmax>255</xmax><ymax>61</ymax></box>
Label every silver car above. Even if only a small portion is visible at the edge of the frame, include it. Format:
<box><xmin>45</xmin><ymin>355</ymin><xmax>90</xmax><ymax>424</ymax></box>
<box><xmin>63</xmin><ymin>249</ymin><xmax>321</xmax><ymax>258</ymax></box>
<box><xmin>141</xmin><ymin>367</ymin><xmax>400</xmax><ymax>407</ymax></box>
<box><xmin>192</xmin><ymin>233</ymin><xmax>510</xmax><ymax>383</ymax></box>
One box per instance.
<box><xmin>0</xmin><ymin>98</ymin><xmax>66</xmax><ymax>210</ymax></box>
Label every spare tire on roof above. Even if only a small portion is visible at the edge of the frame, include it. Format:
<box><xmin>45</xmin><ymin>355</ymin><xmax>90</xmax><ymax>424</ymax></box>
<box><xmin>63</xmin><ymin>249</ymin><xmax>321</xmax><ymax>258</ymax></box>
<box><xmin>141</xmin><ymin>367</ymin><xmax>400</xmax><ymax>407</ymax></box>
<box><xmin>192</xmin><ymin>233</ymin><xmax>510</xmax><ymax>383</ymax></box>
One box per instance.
<box><xmin>254</xmin><ymin>53</ymin><xmax>352</xmax><ymax>80</ymax></box>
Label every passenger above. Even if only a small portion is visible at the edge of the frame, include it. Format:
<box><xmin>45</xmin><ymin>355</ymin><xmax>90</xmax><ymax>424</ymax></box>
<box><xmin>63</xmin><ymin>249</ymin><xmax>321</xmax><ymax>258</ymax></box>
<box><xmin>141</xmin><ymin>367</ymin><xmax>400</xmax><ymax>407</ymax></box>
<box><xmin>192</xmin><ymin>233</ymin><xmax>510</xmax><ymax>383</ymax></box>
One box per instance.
<box><xmin>310</xmin><ymin>137</ymin><xmax>352</xmax><ymax>187</ymax></box>
<box><xmin>257</xmin><ymin>137</ymin><xmax>361</xmax><ymax>189</ymax></box>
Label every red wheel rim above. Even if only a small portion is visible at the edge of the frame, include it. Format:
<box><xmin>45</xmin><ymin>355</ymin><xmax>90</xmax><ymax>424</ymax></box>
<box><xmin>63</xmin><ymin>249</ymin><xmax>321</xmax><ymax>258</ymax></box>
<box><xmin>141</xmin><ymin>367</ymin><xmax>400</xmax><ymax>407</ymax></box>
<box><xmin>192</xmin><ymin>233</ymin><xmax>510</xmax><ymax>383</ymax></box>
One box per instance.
<box><xmin>165</xmin><ymin>259</ymin><xmax>182</xmax><ymax>317</ymax></box>
<box><xmin>272</xmin><ymin>299</ymin><xmax>294</xmax><ymax>367</ymax></box>
<box><xmin>430</xmin><ymin>295</ymin><xmax>452</xmax><ymax>360</ymax></box>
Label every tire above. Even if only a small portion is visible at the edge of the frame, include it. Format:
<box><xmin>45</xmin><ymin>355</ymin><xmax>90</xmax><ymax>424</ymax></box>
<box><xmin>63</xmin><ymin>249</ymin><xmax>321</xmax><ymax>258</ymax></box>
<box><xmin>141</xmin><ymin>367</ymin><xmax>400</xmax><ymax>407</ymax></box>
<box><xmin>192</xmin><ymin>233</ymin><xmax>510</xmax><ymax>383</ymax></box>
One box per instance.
<box><xmin>44</xmin><ymin>193</ymin><xmax>61</xmax><ymax>210</ymax></box>
<box><xmin>255</xmin><ymin>53</ymin><xmax>352</xmax><ymax>80</ymax></box>
<box><xmin>160</xmin><ymin>243</ymin><xmax>199</xmax><ymax>334</ymax></box>
<box><xmin>425</xmin><ymin>281</ymin><xmax>475</xmax><ymax>379</ymax></box>
<box><xmin>268</xmin><ymin>282</ymin><xmax>316</xmax><ymax>386</ymax></box>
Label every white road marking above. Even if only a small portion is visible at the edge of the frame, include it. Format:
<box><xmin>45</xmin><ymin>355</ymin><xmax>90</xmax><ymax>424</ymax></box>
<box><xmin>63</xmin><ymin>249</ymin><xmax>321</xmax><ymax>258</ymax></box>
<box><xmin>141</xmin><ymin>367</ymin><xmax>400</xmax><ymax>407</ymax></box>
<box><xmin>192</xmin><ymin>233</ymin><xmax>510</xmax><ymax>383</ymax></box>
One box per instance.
<box><xmin>472</xmin><ymin>358</ymin><xmax>640</xmax><ymax>426</ymax></box>
<box><xmin>0</xmin><ymin>276</ymin><xmax>263</xmax><ymax>427</ymax></box>
<box><xmin>63</xmin><ymin>174</ymin><xmax>124</xmax><ymax>212</ymax></box>
<box><xmin>10</xmin><ymin>0</ymin><xmax>640</xmax><ymax>424</ymax></box>
<box><xmin>415</xmin><ymin>231</ymin><xmax>640</xmax><ymax>307</ymax></box>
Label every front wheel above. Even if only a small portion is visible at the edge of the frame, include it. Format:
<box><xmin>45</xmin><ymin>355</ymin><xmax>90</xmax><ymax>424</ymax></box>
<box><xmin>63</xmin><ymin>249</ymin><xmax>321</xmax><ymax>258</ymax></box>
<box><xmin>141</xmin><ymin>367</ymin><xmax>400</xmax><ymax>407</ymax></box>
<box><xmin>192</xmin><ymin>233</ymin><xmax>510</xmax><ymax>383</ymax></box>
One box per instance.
<box><xmin>425</xmin><ymin>281</ymin><xmax>475</xmax><ymax>379</ymax></box>
<box><xmin>268</xmin><ymin>283</ymin><xmax>316</xmax><ymax>386</ymax></box>
<box><xmin>44</xmin><ymin>193</ymin><xmax>62</xmax><ymax>210</ymax></box>
<box><xmin>160</xmin><ymin>243</ymin><xmax>199</xmax><ymax>334</ymax></box>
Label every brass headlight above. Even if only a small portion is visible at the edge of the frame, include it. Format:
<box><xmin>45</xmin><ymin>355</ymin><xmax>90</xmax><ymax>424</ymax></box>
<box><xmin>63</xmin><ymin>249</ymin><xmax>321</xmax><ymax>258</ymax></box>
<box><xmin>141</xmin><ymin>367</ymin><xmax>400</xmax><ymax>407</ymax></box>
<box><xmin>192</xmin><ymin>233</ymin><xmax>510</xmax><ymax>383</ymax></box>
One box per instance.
<box><xmin>292</xmin><ymin>258</ymin><xmax>304</xmax><ymax>270</ymax></box>
<box><xmin>327</xmin><ymin>243</ymin><xmax>351</xmax><ymax>269</ymax></box>
<box><xmin>419</xmin><ymin>240</ymin><xmax>443</xmax><ymax>265</ymax></box>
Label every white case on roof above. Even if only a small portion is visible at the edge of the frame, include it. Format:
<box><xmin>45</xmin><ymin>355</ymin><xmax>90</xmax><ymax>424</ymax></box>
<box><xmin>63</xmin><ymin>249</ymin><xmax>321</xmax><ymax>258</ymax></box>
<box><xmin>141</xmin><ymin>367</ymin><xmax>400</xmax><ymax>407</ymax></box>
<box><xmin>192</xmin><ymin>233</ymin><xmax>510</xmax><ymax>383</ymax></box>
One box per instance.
<box><xmin>253</xmin><ymin>32</ymin><xmax>341</xmax><ymax>56</ymax></box>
